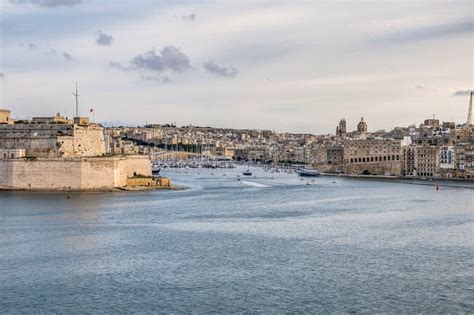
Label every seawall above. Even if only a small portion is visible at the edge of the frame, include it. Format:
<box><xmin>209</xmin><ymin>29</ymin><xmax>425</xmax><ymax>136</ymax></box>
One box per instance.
<box><xmin>0</xmin><ymin>155</ymin><xmax>151</xmax><ymax>191</ymax></box>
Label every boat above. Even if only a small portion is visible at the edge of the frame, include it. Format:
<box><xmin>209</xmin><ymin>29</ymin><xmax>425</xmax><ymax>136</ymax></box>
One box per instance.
<box><xmin>298</xmin><ymin>169</ymin><xmax>321</xmax><ymax>177</ymax></box>
<box><xmin>152</xmin><ymin>164</ymin><xmax>161</xmax><ymax>175</ymax></box>
<box><xmin>243</xmin><ymin>169</ymin><xmax>252</xmax><ymax>176</ymax></box>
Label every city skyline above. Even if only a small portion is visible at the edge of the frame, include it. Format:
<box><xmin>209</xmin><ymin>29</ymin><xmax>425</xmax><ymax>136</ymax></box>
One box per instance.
<box><xmin>1</xmin><ymin>0</ymin><xmax>473</xmax><ymax>133</ymax></box>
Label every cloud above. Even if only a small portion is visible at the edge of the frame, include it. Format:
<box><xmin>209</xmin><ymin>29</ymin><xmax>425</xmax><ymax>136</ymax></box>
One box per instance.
<box><xmin>20</xmin><ymin>43</ymin><xmax>73</xmax><ymax>63</ymax></box>
<box><xmin>9</xmin><ymin>0</ymin><xmax>82</xmax><ymax>7</ymax></box>
<box><xmin>109</xmin><ymin>46</ymin><xmax>191</xmax><ymax>81</ymax></box>
<box><xmin>96</xmin><ymin>30</ymin><xmax>114</xmax><ymax>46</ymax></box>
<box><xmin>140</xmin><ymin>74</ymin><xmax>172</xmax><ymax>84</ymax></box>
<box><xmin>0</xmin><ymin>73</ymin><xmax>4</xmax><ymax>78</ymax></box>
<box><xmin>132</xmin><ymin>50</ymin><xmax>165</xmax><ymax>72</ymax></box>
<box><xmin>46</xmin><ymin>48</ymin><xmax>57</xmax><ymax>56</ymax></box>
<box><xmin>109</xmin><ymin>61</ymin><xmax>130</xmax><ymax>72</ymax></box>
<box><xmin>452</xmin><ymin>89</ymin><xmax>472</xmax><ymax>96</ymax></box>
<box><xmin>131</xmin><ymin>46</ymin><xmax>190</xmax><ymax>73</ymax></box>
<box><xmin>203</xmin><ymin>61</ymin><xmax>239</xmax><ymax>78</ymax></box>
<box><xmin>371</xmin><ymin>19</ymin><xmax>473</xmax><ymax>46</ymax></box>
<box><xmin>62</xmin><ymin>52</ymin><xmax>73</xmax><ymax>61</ymax></box>
<box><xmin>182</xmin><ymin>13</ymin><xmax>196</xmax><ymax>22</ymax></box>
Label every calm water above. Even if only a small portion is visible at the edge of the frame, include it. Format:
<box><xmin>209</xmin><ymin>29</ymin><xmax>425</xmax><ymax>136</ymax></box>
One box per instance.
<box><xmin>1</xmin><ymin>167</ymin><xmax>473</xmax><ymax>313</ymax></box>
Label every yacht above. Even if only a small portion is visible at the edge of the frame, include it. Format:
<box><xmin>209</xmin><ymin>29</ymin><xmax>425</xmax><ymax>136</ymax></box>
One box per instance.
<box><xmin>298</xmin><ymin>169</ymin><xmax>321</xmax><ymax>177</ymax></box>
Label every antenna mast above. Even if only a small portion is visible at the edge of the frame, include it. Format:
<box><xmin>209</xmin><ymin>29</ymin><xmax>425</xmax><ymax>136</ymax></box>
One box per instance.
<box><xmin>72</xmin><ymin>82</ymin><xmax>79</xmax><ymax>117</ymax></box>
<box><xmin>468</xmin><ymin>91</ymin><xmax>473</xmax><ymax>126</ymax></box>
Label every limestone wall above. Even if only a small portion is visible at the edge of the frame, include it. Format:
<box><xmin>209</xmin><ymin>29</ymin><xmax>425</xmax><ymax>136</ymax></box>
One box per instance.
<box><xmin>0</xmin><ymin>155</ymin><xmax>151</xmax><ymax>190</ymax></box>
<box><xmin>73</xmin><ymin>127</ymin><xmax>106</xmax><ymax>157</ymax></box>
<box><xmin>0</xmin><ymin>110</ymin><xmax>11</xmax><ymax>124</ymax></box>
<box><xmin>0</xmin><ymin>123</ymin><xmax>106</xmax><ymax>158</ymax></box>
<box><xmin>0</xmin><ymin>137</ymin><xmax>59</xmax><ymax>158</ymax></box>
<box><xmin>342</xmin><ymin>162</ymin><xmax>401</xmax><ymax>176</ymax></box>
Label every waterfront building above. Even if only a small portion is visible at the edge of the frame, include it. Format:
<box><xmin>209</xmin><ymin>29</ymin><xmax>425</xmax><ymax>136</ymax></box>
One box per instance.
<box><xmin>326</xmin><ymin>145</ymin><xmax>344</xmax><ymax>166</ymax></box>
<box><xmin>439</xmin><ymin>146</ymin><xmax>455</xmax><ymax>169</ymax></box>
<box><xmin>342</xmin><ymin>139</ymin><xmax>401</xmax><ymax>175</ymax></box>
<box><xmin>455</xmin><ymin>144</ymin><xmax>474</xmax><ymax>178</ymax></box>
<box><xmin>401</xmin><ymin>145</ymin><xmax>417</xmax><ymax>176</ymax></box>
<box><xmin>415</xmin><ymin>145</ymin><xmax>439</xmax><ymax>177</ymax></box>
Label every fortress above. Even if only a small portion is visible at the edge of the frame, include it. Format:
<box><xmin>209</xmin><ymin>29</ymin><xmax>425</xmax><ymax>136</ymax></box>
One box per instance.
<box><xmin>0</xmin><ymin>109</ymin><xmax>151</xmax><ymax>190</ymax></box>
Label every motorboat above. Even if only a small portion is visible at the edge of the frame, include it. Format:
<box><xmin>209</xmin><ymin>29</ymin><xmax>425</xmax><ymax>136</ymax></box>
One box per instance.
<box><xmin>152</xmin><ymin>164</ymin><xmax>161</xmax><ymax>175</ymax></box>
<box><xmin>298</xmin><ymin>169</ymin><xmax>321</xmax><ymax>177</ymax></box>
<box><xmin>243</xmin><ymin>169</ymin><xmax>252</xmax><ymax>176</ymax></box>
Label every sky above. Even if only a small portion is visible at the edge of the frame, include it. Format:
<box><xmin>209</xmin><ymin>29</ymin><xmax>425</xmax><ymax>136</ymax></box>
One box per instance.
<box><xmin>0</xmin><ymin>0</ymin><xmax>472</xmax><ymax>133</ymax></box>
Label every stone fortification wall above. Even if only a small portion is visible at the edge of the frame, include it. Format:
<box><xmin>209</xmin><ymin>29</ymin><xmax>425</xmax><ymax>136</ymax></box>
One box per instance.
<box><xmin>72</xmin><ymin>127</ymin><xmax>106</xmax><ymax>157</ymax></box>
<box><xmin>0</xmin><ymin>155</ymin><xmax>150</xmax><ymax>190</ymax></box>
<box><xmin>0</xmin><ymin>124</ymin><xmax>105</xmax><ymax>158</ymax></box>
<box><xmin>342</xmin><ymin>162</ymin><xmax>401</xmax><ymax>176</ymax></box>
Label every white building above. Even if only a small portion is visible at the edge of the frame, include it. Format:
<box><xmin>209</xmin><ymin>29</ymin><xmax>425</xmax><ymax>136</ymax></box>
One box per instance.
<box><xmin>439</xmin><ymin>146</ymin><xmax>455</xmax><ymax>169</ymax></box>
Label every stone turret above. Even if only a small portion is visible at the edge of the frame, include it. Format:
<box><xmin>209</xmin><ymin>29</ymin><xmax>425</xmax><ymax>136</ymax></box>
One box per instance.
<box><xmin>0</xmin><ymin>109</ymin><xmax>12</xmax><ymax>124</ymax></box>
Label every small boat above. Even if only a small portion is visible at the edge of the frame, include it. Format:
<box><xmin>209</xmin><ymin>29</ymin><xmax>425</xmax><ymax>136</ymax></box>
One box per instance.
<box><xmin>306</xmin><ymin>181</ymin><xmax>311</xmax><ymax>185</ymax></box>
<box><xmin>298</xmin><ymin>169</ymin><xmax>321</xmax><ymax>177</ymax></box>
<box><xmin>243</xmin><ymin>169</ymin><xmax>252</xmax><ymax>176</ymax></box>
<box><xmin>152</xmin><ymin>166</ymin><xmax>161</xmax><ymax>175</ymax></box>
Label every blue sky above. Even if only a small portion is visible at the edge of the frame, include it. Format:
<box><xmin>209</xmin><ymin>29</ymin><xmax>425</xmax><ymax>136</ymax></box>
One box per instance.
<box><xmin>0</xmin><ymin>0</ymin><xmax>472</xmax><ymax>133</ymax></box>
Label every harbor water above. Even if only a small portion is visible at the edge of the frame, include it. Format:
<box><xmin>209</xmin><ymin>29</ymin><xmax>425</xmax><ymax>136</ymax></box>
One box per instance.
<box><xmin>1</xmin><ymin>167</ymin><xmax>473</xmax><ymax>313</ymax></box>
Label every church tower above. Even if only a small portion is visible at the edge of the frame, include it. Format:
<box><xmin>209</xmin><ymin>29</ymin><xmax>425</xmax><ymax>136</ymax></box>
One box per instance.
<box><xmin>357</xmin><ymin>117</ymin><xmax>368</xmax><ymax>133</ymax></box>
<box><xmin>336</xmin><ymin>118</ymin><xmax>347</xmax><ymax>137</ymax></box>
